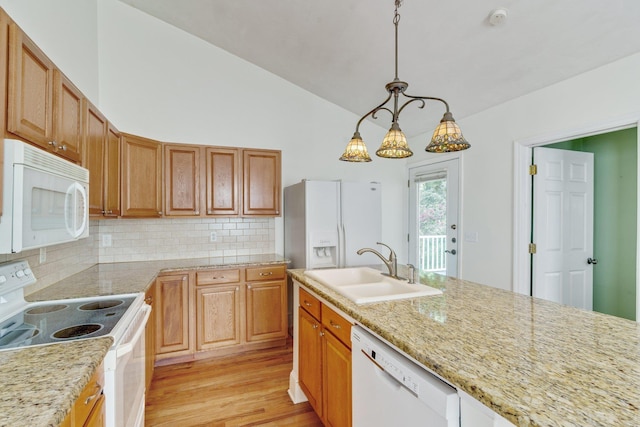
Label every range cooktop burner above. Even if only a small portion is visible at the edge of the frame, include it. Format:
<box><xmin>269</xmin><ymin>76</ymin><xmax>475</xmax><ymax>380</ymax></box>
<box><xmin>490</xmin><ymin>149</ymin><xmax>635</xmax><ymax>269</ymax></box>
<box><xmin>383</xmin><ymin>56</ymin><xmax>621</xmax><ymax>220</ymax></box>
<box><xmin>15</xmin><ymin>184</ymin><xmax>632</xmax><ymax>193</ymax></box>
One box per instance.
<box><xmin>78</xmin><ymin>300</ymin><xmax>123</xmax><ymax>311</ymax></box>
<box><xmin>0</xmin><ymin>295</ymin><xmax>136</xmax><ymax>350</ymax></box>
<box><xmin>53</xmin><ymin>324</ymin><xmax>103</xmax><ymax>339</ymax></box>
<box><xmin>25</xmin><ymin>304</ymin><xmax>68</xmax><ymax>315</ymax></box>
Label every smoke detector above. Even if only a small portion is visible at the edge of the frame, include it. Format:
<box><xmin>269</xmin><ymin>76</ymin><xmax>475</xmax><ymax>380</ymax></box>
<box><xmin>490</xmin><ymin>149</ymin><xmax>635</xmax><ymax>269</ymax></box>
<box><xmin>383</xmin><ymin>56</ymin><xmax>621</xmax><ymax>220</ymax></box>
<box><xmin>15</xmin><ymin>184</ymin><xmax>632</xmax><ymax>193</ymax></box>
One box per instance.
<box><xmin>488</xmin><ymin>8</ymin><xmax>508</xmax><ymax>26</ymax></box>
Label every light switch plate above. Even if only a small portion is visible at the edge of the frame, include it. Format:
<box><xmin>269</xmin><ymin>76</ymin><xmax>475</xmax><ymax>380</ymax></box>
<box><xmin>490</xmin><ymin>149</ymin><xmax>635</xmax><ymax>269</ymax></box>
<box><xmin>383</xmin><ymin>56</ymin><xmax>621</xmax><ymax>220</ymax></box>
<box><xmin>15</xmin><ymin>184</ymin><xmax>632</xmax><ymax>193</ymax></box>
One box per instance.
<box><xmin>210</xmin><ymin>232</ymin><xmax>217</xmax><ymax>242</ymax></box>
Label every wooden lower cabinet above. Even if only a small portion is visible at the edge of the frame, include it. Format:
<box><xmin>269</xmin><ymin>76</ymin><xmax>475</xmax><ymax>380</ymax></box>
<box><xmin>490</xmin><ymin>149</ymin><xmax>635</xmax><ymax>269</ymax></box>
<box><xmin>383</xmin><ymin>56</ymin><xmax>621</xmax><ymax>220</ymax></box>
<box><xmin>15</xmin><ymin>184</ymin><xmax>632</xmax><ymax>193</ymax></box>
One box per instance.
<box><xmin>61</xmin><ymin>364</ymin><xmax>105</xmax><ymax>427</ymax></box>
<box><xmin>196</xmin><ymin>284</ymin><xmax>242</xmax><ymax>350</ymax></box>
<box><xmin>155</xmin><ymin>273</ymin><xmax>192</xmax><ymax>359</ymax></box>
<box><xmin>299</xmin><ymin>307</ymin><xmax>323</xmax><ymax>414</ymax></box>
<box><xmin>155</xmin><ymin>264</ymin><xmax>287</xmax><ymax>366</ymax></box>
<box><xmin>298</xmin><ymin>288</ymin><xmax>352</xmax><ymax>427</ymax></box>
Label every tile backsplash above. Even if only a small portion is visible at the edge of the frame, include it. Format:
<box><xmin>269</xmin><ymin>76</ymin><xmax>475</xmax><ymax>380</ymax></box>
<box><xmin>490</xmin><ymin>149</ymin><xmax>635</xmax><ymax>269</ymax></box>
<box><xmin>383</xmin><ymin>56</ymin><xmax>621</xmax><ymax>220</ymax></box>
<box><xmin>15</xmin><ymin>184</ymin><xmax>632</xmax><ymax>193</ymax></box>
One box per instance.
<box><xmin>1</xmin><ymin>217</ymin><xmax>275</xmax><ymax>295</ymax></box>
<box><xmin>97</xmin><ymin>217</ymin><xmax>275</xmax><ymax>262</ymax></box>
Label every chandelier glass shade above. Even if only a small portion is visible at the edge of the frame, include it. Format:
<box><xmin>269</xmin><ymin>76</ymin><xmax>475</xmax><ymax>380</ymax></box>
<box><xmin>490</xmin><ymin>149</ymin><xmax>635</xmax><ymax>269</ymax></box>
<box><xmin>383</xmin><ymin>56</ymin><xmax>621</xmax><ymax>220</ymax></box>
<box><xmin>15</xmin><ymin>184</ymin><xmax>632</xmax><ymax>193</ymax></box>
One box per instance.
<box><xmin>339</xmin><ymin>0</ymin><xmax>470</xmax><ymax>162</ymax></box>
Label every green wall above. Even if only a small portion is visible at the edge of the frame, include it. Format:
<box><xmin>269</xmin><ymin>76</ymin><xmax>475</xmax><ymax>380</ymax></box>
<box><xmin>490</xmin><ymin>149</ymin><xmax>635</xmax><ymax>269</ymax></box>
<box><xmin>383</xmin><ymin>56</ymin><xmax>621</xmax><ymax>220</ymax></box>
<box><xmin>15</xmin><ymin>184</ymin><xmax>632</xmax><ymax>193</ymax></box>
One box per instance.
<box><xmin>549</xmin><ymin>127</ymin><xmax>637</xmax><ymax>320</ymax></box>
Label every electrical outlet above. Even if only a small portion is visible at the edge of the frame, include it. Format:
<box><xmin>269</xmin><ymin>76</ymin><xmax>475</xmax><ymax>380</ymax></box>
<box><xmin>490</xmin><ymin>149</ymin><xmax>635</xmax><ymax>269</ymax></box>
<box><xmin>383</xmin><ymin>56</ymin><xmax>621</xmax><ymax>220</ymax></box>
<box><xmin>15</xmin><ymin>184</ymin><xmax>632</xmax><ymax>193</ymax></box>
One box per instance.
<box><xmin>102</xmin><ymin>234</ymin><xmax>112</xmax><ymax>247</ymax></box>
<box><xmin>210</xmin><ymin>232</ymin><xmax>217</xmax><ymax>242</ymax></box>
<box><xmin>39</xmin><ymin>247</ymin><xmax>46</xmax><ymax>263</ymax></box>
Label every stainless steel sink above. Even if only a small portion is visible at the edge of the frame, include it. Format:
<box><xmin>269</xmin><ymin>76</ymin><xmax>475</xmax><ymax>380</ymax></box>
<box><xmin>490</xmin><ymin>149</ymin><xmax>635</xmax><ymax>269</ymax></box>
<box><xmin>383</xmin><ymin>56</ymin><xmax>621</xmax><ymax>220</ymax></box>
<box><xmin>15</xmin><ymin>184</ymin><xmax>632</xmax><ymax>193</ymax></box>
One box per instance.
<box><xmin>303</xmin><ymin>267</ymin><xmax>442</xmax><ymax>304</ymax></box>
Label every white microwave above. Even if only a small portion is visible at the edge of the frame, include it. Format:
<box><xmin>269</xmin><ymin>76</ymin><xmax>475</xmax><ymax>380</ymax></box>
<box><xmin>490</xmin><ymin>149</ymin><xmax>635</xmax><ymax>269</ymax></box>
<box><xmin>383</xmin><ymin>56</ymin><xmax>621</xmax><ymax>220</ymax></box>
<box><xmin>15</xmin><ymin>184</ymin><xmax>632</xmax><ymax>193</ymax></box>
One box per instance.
<box><xmin>0</xmin><ymin>139</ymin><xmax>89</xmax><ymax>254</ymax></box>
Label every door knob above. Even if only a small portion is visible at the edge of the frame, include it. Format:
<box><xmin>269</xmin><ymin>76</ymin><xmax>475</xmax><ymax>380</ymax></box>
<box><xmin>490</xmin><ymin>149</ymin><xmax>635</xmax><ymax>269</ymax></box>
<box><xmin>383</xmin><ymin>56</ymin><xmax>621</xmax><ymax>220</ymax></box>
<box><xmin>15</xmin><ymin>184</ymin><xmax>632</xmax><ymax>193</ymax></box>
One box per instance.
<box><xmin>587</xmin><ymin>258</ymin><xmax>598</xmax><ymax>265</ymax></box>
<box><xmin>445</xmin><ymin>249</ymin><xmax>457</xmax><ymax>255</ymax></box>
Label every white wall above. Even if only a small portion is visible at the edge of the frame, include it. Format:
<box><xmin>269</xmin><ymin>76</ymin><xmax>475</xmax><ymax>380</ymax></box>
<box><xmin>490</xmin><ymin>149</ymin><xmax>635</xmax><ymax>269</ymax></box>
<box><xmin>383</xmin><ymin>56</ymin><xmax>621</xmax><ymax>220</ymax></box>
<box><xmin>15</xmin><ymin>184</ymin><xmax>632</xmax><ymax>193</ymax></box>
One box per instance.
<box><xmin>410</xmin><ymin>53</ymin><xmax>640</xmax><ymax>290</ymax></box>
<box><xmin>0</xmin><ymin>0</ymin><xmax>100</xmax><ymax>103</ymax></box>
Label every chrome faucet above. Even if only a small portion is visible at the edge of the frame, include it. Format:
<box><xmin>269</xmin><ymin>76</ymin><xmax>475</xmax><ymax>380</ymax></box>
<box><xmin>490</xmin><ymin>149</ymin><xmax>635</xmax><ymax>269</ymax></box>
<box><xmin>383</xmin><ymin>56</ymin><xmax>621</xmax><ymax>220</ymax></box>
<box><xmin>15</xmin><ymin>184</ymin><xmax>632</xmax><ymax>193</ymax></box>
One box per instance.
<box><xmin>357</xmin><ymin>242</ymin><xmax>399</xmax><ymax>279</ymax></box>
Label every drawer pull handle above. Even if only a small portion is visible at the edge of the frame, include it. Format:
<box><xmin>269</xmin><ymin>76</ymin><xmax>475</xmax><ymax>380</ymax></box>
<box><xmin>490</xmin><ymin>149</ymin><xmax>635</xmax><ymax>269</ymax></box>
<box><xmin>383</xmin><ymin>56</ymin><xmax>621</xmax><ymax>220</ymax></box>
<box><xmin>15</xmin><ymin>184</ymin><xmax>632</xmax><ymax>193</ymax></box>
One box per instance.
<box><xmin>259</xmin><ymin>271</ymin><xmax>274</xmax><ymax>276</ymax></box>
<box><xmin>330</xmin><ymin>320</ymin><xmax>341</xmax><ymax>329</ymax></box>
<box><xmin>212</xmin><ymin>276</ymin><xmax>225</xmax><ymax>280</ymax></box>
<box><xmin>84</xmin><ymin>385</ymin><xmax>102</xmax><ymax>405</ymax></box>
<box><xmin>303</xmin><ymin>300</ymin><xmax>312</xmax><ymax>307</ymax></box>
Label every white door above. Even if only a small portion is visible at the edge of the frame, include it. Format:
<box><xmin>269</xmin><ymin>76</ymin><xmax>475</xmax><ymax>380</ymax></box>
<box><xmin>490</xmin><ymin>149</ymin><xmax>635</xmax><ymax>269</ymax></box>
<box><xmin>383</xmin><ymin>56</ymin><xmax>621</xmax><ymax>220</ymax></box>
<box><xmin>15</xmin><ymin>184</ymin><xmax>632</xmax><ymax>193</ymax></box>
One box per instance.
<box><xmin>532</xmin><ymin>147</ymin><xmax>594</xmax><ymax>309</ymax></box>
<box><xmin>408</xmin><ymin>159</ymin><xmax>460</xmax><ymax>277</ymax></box>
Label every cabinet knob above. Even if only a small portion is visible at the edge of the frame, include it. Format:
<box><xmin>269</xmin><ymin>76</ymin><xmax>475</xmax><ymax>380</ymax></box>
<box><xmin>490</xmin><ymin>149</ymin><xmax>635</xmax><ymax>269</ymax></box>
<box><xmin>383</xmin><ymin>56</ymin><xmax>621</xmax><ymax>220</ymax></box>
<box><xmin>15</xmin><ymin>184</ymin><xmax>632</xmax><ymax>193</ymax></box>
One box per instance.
<box><xmin>303</xmin><ymin>300</ymin><xmax>312</xmax><ymax>307</ymax></box>
<box><xmin>60</xmin><ymin>144</ymin><xmax>67</xmax><ymax>151</ymax></box>
<box><xmin>182</xmin><ymin>276</ymin><xmax>187</xmax><ymax>281</ymax></box>
<box><xmin>48</xmin><ymin>140</ymin><xmax>58</xmax><ymax>148</ymax></box>
<box><xmin>144</xmin><ymin>296</ymin><xmax>152</xmax><ymax>304</ymax></box>
<box><xmin>312</xmin><ymin>324</ymin><xmax>318</xmax><ymax>329</ymax></box>
<box><xmin>158</xmin><ymin>212</ymin><xmax>163</xmax><ymax>216</ymax></box>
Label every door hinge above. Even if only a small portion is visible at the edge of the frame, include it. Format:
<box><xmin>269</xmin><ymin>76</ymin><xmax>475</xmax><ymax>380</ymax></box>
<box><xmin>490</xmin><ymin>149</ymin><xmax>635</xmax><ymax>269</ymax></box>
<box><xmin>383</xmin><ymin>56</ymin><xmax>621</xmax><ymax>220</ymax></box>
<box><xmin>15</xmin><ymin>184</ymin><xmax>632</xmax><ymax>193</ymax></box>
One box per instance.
<box><xmin>528</xmin><ymin>243</ymin><xmax>537</xmax><ymax>254</ymax></box>
<box><xmin>529</xmin><ymin>164</ymin><xmax>538</xmax><ymax>175</ymax></box>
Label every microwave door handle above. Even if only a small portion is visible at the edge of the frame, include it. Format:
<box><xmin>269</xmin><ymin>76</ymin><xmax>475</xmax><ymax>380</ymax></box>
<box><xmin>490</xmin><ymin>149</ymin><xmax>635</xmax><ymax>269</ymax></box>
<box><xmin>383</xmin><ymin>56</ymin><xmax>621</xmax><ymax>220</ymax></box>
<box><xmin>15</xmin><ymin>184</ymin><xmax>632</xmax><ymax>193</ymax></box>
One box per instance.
<box><xmin>116</xmin><ymin>305</ymin><xmax>151</xmax><ymax>358</ymax></box>
<box><xmin>65</xmin><ymin>182</ymin><xmax>88</xmax><ymax>238</ymax></box>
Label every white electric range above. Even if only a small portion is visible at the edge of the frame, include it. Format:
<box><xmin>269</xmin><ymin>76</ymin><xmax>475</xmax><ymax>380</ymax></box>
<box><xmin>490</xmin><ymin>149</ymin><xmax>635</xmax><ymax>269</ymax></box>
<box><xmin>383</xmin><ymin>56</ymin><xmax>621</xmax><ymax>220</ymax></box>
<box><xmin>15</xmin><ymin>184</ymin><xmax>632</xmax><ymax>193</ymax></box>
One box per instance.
<box><xmin>0</xmin><ymin>259</ymin><xmax>150</xmax><ymax>427</ymax></box>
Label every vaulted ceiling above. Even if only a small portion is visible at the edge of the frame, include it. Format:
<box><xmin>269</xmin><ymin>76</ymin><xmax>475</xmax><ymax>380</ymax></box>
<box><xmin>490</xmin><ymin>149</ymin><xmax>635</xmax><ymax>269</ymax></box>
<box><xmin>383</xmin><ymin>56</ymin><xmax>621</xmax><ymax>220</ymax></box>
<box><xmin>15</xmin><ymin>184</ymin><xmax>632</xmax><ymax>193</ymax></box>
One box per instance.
<box><xmin>118</xmin><ymin>0</ymin><xmax>640</xmax><ymax>136</ymax></box>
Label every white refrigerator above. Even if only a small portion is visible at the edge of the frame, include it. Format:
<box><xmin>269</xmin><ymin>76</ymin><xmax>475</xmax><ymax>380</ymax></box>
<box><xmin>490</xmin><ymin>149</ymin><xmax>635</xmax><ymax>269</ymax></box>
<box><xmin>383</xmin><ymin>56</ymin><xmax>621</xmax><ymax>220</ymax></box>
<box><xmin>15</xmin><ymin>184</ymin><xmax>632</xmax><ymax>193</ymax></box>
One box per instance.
<box><xmin>284</xmin><ymin>180</ymin><xmax>382</xmax><ymax>269</ymax></box>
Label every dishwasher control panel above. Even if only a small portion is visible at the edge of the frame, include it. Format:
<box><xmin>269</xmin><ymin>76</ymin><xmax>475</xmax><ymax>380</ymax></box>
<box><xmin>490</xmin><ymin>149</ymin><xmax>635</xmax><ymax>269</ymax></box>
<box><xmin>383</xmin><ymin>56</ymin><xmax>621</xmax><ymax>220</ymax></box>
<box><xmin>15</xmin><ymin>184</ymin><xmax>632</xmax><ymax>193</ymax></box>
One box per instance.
<box><xmin>362</xmin><ymin>341</ymin><xmax>421</xmax><ymax>395</ymax></box>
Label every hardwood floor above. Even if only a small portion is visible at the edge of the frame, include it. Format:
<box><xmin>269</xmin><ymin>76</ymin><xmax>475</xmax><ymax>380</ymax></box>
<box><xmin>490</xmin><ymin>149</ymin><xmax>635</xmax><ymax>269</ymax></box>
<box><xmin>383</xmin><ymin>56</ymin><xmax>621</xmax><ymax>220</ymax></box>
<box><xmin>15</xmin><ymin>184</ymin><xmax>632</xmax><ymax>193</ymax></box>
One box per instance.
<box><xmin>145</xmin><ymin>339</ymin><xmax>323</xmax><ymax>427</ymax></box>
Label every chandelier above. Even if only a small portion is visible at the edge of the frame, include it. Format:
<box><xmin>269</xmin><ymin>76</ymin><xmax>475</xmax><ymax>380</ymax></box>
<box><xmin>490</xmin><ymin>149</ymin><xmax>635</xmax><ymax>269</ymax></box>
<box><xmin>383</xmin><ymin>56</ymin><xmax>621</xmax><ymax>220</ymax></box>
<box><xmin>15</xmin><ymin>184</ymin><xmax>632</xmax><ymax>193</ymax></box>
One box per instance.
<box><xmin>340</xmin><ymin>0</ymin><xmax>470</xmax><ymax>162</ymax></box>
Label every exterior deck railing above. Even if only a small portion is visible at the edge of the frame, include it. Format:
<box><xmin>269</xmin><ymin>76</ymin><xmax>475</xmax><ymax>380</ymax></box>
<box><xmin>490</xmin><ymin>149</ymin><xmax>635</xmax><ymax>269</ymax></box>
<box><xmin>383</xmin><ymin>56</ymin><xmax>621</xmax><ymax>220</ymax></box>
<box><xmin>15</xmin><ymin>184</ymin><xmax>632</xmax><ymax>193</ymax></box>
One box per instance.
<box><xmin>419</xmin><ymin>235</ymin><xmax>446</xmax><ymax>272</ymax></box>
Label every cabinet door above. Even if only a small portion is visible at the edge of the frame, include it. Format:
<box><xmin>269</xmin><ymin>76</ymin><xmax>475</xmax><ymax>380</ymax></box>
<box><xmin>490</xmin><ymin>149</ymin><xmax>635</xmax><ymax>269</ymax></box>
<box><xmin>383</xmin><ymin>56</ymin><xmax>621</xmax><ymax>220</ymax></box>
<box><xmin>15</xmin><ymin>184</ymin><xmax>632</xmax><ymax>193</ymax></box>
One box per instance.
<box><xmin>323</xmin><ymin>330</ymin><xmax>352</xmax><ymax>427</ymax></box>
<box><xmin>53</xmin><ymin>70</ymin><xmax>83</xmax><ymax>163</ymax></box>
<box><xmin>165</xmin><ymin>144</ymin><xmax>200</xmax><ymax>216</ymax></box>
<box><xmin>156</xmin><ymin>274</ymin><xmax>190</xmax><ymax>355</ymax></box>
<box><xmin>242</xmin><ymin>149</ymin><xmax>281</xmax><ymax>216</ymax></box>
<box><xmin>205</xmin><ymin>147</ymin><xmax>239</xmax><ymax>216</ymax></box>
<box><xmin>298</xmin><ymin>307</ymin><xmax>323</xmax><ymax>416</ymax></box>
<box><xmin>196</xmin><ymin>285</ymin><xmax>242</xmax><ymax>351</ymax></box>
<box><xmin>104</xmin><ymin>123</ymin><xmax>121</xmax><ymax>217</ymax></box>
<box><xmin>7</xmin><ymin>22</ymin><xmax>54</xmax><ymax>148</ymax></box>
<box><xmin>144</xmin><ymin>283</ymin><xmax>156</xmax><ymax>390</ymax></box>
<box><xmin>246</xmin><ymin>279</ymin><xmax>287</xmax><ymax>342</ymax></box>
<box><xmin>121</xmin><ymin>134</ymin><xmax>163</xmax><ymax>217</ymax></box>
<box><xmin>83</xmin><ymin>101</ymin><xmax>107</xmax><ymax>217</ymax></box>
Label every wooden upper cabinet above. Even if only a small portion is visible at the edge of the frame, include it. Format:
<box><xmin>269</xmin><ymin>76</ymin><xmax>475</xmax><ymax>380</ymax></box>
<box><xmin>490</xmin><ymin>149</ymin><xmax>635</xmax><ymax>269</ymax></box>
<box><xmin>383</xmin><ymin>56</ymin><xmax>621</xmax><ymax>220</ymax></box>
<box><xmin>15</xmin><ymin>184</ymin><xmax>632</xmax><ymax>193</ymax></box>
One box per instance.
<box><xmin>121</xmin><ymin>133</ymin><xmax>163</xmax><ymax>218</ymax></box>
<box><xmin>164</xmin><ymin>144</ymin><xmax>200</xmax><ymax>216</ymax></box>
<box><xmin>104</xmin><ymin>123</ymin><xmax>121</xmax><ymax>217</ymax></box>
<box><xmin>205</xmin><ymin>147</ymin><xmax>239</xmax><ymax>216</ymax></box>
<box><xmin>7</xmin><ymin>23</ymin><xmax>83</xmax><ymax>163</ymax></box>
<box><xmin>7</xmin><ymin>22</ymin><xmax>54</xmax><ymax>148</ymax></box>
<box><xmin>83</xmin><ymin>101</ymin><xmax>107</xmax><ymax>216</ymax></box>
<box><xmin>53</xmin><ymin>70</ymin><xmax>83</xmax><ymax>163</ymax></box>
<box><xmin>242</xmin><ymin>149</ymin><xmax>281</xmax><ymax>216</ymax></box>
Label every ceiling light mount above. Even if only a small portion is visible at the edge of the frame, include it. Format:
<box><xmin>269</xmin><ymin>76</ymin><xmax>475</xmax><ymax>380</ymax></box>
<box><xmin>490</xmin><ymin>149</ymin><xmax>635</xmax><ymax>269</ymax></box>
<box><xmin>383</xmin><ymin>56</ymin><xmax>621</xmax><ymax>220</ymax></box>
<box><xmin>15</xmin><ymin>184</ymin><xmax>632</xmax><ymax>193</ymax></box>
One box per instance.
<box><xmin>340</xmin><ymin>0</ymin><xmax>470</xmax><ymax>162</ymax></box>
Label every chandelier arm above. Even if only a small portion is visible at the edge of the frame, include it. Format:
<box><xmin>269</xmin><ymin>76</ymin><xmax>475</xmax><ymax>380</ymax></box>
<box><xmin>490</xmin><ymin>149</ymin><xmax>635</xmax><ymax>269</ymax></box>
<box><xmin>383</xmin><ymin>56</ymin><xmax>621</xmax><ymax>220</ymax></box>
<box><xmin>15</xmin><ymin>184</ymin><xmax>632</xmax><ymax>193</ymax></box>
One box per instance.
<box><xmin>402</xmin><ymin>94</ymin><xmax>451</xmax><ymax>112</ymax></box>
<box><xmin>396</xmin><ymin>98</ymin><xmax>426</xmax><ymax>116</ymax></box>
<box><xmin>354</xmin><ymin>93</ymin><xmax>394</xmax><ymax>132</ymax></box>
<box><xmin>372</xmin><ymin>107</ymin><xmax>394</xmax><ymax>121</ymax></box>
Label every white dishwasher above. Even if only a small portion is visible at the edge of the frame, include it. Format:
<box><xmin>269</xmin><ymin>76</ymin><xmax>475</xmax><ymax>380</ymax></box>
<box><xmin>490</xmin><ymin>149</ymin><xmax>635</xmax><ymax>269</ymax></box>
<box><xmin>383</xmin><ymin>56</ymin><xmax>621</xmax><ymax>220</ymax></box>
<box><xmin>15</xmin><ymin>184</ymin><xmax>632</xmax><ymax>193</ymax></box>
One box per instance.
<box><xmin>351</xmin><ymin>326</ymin><xmax>459</xmax><ymax>427</ymax></box>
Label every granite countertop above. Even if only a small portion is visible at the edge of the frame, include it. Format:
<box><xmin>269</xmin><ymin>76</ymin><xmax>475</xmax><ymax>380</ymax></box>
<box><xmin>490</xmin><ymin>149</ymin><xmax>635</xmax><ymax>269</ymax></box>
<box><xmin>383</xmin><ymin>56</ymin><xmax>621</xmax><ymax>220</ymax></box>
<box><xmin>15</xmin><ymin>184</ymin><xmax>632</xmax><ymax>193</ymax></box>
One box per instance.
<box><xmin>2</xmin><ymin>254</ymin><xmax>288</xmax><ymax>427</ymax></box>
<box><xmin>289</xmin><ymin>268</ymin><xmax>640</xmax><ymax>427</ymax></box>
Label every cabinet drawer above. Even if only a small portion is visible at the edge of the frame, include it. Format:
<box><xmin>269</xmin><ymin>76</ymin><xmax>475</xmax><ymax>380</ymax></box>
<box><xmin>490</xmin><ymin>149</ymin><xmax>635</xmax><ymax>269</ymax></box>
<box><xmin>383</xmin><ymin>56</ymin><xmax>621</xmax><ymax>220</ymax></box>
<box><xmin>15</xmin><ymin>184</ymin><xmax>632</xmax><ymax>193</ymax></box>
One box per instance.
<box><xmin>246</xmin><ymin>265</ymin><xmax>286</xmax><ymax>282</ymax></box>
<box><xmin>299</xmin><ymin>288</ymin><xmax>321</xmax><ymax>320</ymax></box>
<box><xmin>74</xmin><ymin>364</ymin><xmax>104</xmax><ymax>425</ymax></box>
<box><xmin>197</xmin><ymin>268</ymin><xmax>241</xmax><ymax>286</ymax></box>
<box><xmin>322</xmin><ymin>304</ymin><xmax>351</xmax><ymax>348</ymax></box>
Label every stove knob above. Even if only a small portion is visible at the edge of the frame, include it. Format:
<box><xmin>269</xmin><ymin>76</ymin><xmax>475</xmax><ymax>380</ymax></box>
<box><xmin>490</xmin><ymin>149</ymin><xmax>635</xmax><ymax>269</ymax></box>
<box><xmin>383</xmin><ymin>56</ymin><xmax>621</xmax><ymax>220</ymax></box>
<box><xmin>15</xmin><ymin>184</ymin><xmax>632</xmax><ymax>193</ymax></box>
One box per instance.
<box><xmin>24</xmin><ymin>268</ymin><xmax>32</xmax><ymax>276</ymax></box>
<box><xmin>16</xmin><ymin>270</ymin><xmax>25</xmax><ymax>278</ymax></box>
<box><xmin>0</xmin><ymin>275</ymin><xmax>6</xmax><ymax>284</ymax></box>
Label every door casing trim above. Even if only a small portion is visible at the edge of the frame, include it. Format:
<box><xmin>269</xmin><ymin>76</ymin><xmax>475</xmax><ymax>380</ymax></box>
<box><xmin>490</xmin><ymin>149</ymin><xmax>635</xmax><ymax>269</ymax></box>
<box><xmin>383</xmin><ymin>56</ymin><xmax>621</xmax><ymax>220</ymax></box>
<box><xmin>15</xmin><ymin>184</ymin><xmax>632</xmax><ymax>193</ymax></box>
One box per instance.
<box><xmin>512</xmin><ymin>114</ymin><xmax>640</xmax><ymax>320</ymax></box>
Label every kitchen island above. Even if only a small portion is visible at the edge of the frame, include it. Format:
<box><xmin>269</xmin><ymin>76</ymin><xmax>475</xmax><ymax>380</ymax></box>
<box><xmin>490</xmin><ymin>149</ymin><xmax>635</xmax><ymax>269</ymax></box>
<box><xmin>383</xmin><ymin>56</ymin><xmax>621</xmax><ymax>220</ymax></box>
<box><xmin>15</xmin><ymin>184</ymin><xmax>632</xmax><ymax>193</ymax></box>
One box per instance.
<box><xmin>290</xmin><ymin>268</ymin><xmax>640</xmax><ymax>427</ymax></box>
<box><xmin>0</xmin><ymin>254</ymin><xmax>288</xmax><ymax>427</ymax></box>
